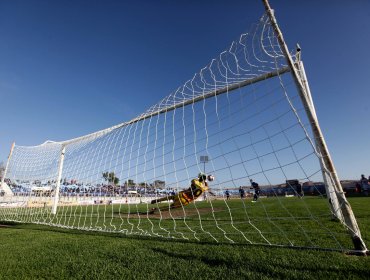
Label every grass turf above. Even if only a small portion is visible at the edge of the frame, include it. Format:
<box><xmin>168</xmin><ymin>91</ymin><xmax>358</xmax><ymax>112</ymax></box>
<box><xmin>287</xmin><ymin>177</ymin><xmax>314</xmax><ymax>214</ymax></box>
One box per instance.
<box><xmin>0</xmin><ymin>197</ymin><xmax>369</xmax><ymax>279</ymax></box>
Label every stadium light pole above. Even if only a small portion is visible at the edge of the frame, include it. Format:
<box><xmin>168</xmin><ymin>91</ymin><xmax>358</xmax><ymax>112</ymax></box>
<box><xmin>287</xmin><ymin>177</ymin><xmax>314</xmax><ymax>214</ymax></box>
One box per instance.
<box><xmin>262</xmin><ymin>0</ymin><xmax>368</xmax><ymax>254</ymax></box>
<box><xmin>200</xmin><ymin>155</ymin><xmax>209</xmax><ymax>173</ymax></box>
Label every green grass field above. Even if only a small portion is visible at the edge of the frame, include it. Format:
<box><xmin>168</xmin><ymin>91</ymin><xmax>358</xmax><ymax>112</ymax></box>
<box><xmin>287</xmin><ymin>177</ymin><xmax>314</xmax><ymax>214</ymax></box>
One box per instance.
<box><xmin>1</xmin><ymin>197</ymin><xmax>369</xmax><ymax>279</ymax></box>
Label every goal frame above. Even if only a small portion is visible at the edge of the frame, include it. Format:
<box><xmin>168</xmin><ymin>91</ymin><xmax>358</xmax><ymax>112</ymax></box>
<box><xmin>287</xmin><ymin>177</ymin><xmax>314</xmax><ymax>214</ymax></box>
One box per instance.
<box><xmin>0</xmin><ymin>0</ymin><xmax>367</xmax><ymax>255</ymax></box>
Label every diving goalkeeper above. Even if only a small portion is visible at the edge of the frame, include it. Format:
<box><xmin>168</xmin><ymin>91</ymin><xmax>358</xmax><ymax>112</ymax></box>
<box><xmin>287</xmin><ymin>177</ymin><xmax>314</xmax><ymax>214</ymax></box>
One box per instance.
<box><xmin>149</xmin><ymin>173</ymin><xmax>214</xmax><ymax>214</ymax></box>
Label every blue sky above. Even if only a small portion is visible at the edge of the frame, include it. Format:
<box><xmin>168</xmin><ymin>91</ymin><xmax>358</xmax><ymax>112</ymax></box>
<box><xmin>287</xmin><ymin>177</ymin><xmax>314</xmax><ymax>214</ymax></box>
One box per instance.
<box><xmin>0</xmin><ymin>0</ymin><xmax>369</xmax><ymax>180</ymax></box>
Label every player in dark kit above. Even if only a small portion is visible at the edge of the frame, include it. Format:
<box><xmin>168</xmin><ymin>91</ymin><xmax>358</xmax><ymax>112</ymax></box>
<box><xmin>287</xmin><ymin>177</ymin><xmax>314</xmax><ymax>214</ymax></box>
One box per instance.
<box><xmin>250</xmin><ymin>179</ymin><xmax>260</xmax><ymax>202</ymax></box>
<box><xmin>239</xmin><ymin>186</ymin><xmax>245</xmax><ymax>199</ymax></box>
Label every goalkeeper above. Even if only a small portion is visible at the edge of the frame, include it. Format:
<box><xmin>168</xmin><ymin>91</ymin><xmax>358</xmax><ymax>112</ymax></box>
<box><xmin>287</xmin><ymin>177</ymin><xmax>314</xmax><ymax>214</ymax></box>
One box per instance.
<box><xmin>149</xmin><ymin>173</ymin><xmax>213</xmax><ymax>214</ymax></box>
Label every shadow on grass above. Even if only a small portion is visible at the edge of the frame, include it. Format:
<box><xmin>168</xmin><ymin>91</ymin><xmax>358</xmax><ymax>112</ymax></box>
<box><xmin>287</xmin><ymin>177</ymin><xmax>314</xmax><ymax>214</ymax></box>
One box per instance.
<box><xmin>151</xmin><ymin>246</ymin><xmax>368</xmax><ymax>279</ymax></box>
<box><xmin>0</xmin><ymin>221</ymin><xmax>18</xmax><ymax>226</ymax></box>
<box><xmin>0</xmin><ymin>219</ymin><xmax>353</xmax><ymax>255</ymax></box>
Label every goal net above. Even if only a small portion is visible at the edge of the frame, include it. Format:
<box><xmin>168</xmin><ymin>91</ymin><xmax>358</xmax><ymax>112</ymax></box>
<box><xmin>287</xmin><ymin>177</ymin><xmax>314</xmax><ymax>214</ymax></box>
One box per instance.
<box><xmin>0</xmin><ymin>12</ymin><xmax>366</xmax><ymax>253</ymax></box>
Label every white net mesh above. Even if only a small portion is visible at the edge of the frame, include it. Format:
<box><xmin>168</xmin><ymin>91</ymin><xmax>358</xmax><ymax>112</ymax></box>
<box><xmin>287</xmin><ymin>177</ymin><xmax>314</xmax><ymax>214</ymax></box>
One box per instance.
<box><xmin>0</xmin><ymin>14</ymin><xmax>359</xmax><ymax>251</ymax></box>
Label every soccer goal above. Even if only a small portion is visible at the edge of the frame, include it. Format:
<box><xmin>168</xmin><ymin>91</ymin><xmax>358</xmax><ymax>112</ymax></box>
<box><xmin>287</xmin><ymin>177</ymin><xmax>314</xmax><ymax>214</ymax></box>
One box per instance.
<box><xmin>0</xmin><ymin>0</ymin><xmax>367</xmax><ymax>254</ymax></box>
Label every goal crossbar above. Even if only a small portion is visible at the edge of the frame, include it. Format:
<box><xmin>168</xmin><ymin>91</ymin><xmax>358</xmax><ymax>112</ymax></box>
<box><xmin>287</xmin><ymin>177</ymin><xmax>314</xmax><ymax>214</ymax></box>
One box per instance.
<box><xmin>55</xmin><ymin>66</ymin><xmax>291</xmax><ymax>147</ymax></box>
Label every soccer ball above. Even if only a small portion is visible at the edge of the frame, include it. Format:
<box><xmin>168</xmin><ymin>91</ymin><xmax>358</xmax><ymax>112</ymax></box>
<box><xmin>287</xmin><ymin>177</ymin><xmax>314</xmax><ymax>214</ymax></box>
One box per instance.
<box><xmin>207</xmin><ymin>175</ymin><xmax>215</xmax><ymax>181</ymax></box>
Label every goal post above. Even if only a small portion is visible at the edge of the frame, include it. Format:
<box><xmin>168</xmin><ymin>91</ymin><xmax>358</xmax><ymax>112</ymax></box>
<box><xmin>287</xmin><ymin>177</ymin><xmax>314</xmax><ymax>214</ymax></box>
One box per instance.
<box><xmin>295</xmin><ymin>58</ymin><xmax>342</xmax><ymax>222</ymax></box>
<box><xmin>262</xmin><ymin>0</ymin><xmax>367</xmax><ymax>253</ymax></box>
<box><xmin>0</xmin><ymin>142</ymin><xmax>15</xmax><ymax>197</ymax></box>
<box><xmin>51</xmin><ymin>146</ymin><xmax>65</xmax><ymax>215</ymax></box>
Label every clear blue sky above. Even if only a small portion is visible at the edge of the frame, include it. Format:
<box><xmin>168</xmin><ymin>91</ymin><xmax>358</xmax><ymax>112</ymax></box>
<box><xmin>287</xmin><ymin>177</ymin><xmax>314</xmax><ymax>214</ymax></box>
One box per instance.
<box><xmin>0</xmin><ymin>0</ymin><xmax>369</xmax><ymax>180</ymax></box>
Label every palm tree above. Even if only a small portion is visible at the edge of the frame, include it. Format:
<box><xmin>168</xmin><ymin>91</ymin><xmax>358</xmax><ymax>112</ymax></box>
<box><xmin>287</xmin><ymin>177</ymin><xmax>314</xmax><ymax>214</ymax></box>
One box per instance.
<box><xmin>102</xmin><ymin>172</ymin><xmax>119</xmax><ymax>185</ymax></box>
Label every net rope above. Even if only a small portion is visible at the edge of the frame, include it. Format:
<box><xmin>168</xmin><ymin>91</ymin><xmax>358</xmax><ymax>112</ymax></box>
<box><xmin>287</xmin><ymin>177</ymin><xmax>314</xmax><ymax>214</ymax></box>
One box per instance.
<box><xmin>0</xmin><ymin>13</ymin><xmax>356</xmax><ymax>251</ymax></box>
